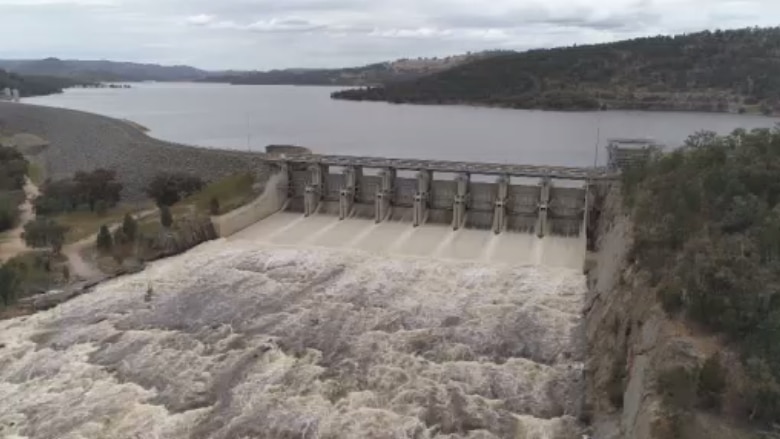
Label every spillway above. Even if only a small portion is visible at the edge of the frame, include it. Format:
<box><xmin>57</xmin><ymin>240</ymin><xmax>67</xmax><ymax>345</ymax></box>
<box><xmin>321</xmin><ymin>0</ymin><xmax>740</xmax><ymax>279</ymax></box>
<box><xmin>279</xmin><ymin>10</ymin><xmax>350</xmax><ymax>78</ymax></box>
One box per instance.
<box><xmin>231</xmin><ymin>212</ymin><xmax>586</xmax><ymax>270</ymax></box>
<box><xmin>0</xmin><ymin>153</ymin><xmax>601</xmax><ymax>439</ymax></box>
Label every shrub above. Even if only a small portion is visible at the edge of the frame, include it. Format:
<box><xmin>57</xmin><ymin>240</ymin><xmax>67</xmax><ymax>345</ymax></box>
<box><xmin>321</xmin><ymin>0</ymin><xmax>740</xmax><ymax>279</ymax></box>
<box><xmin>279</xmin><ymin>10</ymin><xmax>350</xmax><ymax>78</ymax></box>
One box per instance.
<box><xmin>698</xmin><ymin>353</ymin><xmax>726</xmax><ymax>410</ymax></box>
<box><xmin>658</xmin><ymin>366</ymin><xmax>698</xmax><ymax>410</ymax></box>
<box><xmin>607</xmin><ymin>355</ymin><xmax>627</xmax><ymax>409</ymax></box>
<box><xmin>659</xmin><ymin>288</ymin><xmax>684</xmax><ymax>314</ymax></box>
<box><xmin>0</xmin><ymin>264</ymin><xmax>19</xmax><ymax>307</ymax></box>
<box><xmin>23</xmin><ymin>218</ymin><xmax>68</xmax><ymax>254</ymax></box>
<box><xmin>96</xmin><ymin>225</ymin><xmax>113</xmax><ymax>253</ymax></box>
<box><xmin>122</xmin><ymin>213</ymin><xmax>138</xmax><ymax>242</ymax></box>
<box><xmin>744</xmin><ymin>357</ymin><xmax>780</xmax><ymax>423</ymax></box>
<box><xmin>209</xmin><ymin>197</ymin><xmax>220</xmax><ymax>215</ymax></box>
<box><xmin>112</xmin><ymin>228</ymin><xmax>128</xmax><ymax>246</ymax></box>
<box><xmin>0</xmin><ymin>193</ymin><xmax>20</xmax><ymax>232</ymax></box>
<box><xmin>160</xmin><ymin>205</ymin><xmax>173</xmax><ymax>228</ymax></box>
<box><xmin>0</xmin><ymin>146</ymin><xmax>28</xmax><ymax>191</ymax></box>
<box><xmin>146</xmin><ymin>172</ymin><xmax>204</xmax><ymax>206</ymax></box>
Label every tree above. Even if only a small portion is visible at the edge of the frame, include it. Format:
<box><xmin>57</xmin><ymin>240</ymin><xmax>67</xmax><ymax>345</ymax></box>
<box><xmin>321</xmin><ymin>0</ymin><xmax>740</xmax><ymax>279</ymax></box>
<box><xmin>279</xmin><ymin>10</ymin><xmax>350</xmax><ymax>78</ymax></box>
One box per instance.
<box><xmin>96</xmin><ymin>225</ymin><xmax>113</xmax><ymax>253</ymax></box>
<box><xmin>23</xmin><ymin>218</ymin><xmax>68</xmax><ymax>254</ymax></box>
<box><xmin>122</xmin><ymin>213</ymin><xmax>138</xmax><ymax>241</ymax></box>
<box><xmin>39</xmin><ymin>178</ymin><xmax>81</xmax><ymax>213</ymax></box>
<box><xmin>0</xmin><ymin>146</ymin><xmax>29</xmax><ymax>191</ymax></box>
<box><xmin>34</xmin><ymin>172</ymin><xmax>121</xmax><ymax>216</ymax></box>
<box><xmin>0</xmin><ymin>264</ymin><xmax>19</xmax><ymax>307</ymax></box>
<box><xmin>145</xmin><ymin>172</ymin><xmax>204</xmax><ymax>207</ymax></box>
<box><xmin>160</xmin><ymin>205</ymin><xmax>173</xmax><ymax>228</ymax></box>
<box><xmin>73</xmin><ymin>169</ymin><xmax>123</xmax><ymax>211</ymax></box>
<box><xmin>0</xmin><ymin>193</ymin><xmax>19</xmax><ymax>232</ymax></box>
<box><xmin>112</xmin><ymin>227</ymin><xmax>128</xmax><ymax>246</ymax></box>
<box><xmin>698</xmin><ymin>353</ymin><xmax>726</xmax><ymax>410</ymax></box>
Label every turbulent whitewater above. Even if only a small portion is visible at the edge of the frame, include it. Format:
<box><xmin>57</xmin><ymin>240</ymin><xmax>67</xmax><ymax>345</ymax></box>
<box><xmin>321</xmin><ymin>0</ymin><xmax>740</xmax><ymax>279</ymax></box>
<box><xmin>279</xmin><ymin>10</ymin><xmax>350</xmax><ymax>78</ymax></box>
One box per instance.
<box><xmin>0</xmin><ymin>215</ymin><xmax>587</xmax><ymax>439</ymax></box>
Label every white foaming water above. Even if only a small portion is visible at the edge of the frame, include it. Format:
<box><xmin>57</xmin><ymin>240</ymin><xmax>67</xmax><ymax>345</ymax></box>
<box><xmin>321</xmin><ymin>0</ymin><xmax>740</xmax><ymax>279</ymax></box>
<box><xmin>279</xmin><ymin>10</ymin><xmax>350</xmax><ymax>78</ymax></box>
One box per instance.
<box><xmin>232</xmin><ymin>212</ymin><xmax>586</xmax><ymax>269</ymax></box>
<box><xmin>0</xmin><ymin>213</ymin><xmax>587</xmax><ymax>439</ymax></box>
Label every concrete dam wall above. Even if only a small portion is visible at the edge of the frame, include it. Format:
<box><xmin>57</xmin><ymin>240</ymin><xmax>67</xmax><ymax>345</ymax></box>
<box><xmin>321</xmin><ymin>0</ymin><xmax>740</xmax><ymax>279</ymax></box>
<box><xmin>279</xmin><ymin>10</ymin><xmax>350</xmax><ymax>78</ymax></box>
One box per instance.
<box><xmin>213</xmin><ymin>153</ymin><xmax>609</xmax><ymax>270</ymax></box>
<box><xmin>277</xmin><ymin>155</ymin><xmax>598</xmax><ymax>238</ymax></box>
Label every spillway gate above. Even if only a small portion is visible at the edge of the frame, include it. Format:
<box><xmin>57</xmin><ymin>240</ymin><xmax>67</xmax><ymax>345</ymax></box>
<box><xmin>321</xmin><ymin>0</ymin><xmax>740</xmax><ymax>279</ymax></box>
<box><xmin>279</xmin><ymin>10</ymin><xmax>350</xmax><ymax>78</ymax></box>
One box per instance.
<box><xmin>264</xmin><ymin>154</ymin><xmax>614</xmax><ymax>238</ymax></box>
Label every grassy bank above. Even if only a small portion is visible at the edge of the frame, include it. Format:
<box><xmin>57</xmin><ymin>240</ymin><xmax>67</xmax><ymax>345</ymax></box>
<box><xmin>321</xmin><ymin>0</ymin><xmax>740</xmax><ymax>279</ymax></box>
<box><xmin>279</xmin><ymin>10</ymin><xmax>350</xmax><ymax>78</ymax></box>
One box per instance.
<box><xmin>175</xmin><ymin>171</ymin><xmax>257</xmax><ymax>216</ymax></box>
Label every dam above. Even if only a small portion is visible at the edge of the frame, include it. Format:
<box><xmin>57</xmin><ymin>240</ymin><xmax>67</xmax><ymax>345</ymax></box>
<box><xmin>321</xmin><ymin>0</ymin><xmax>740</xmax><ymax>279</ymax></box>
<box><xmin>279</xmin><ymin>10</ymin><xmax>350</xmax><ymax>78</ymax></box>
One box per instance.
<box><xmin>214</xmin><ymin>152</ymin><xmax>613</xmax><ymax>269</ymax></box>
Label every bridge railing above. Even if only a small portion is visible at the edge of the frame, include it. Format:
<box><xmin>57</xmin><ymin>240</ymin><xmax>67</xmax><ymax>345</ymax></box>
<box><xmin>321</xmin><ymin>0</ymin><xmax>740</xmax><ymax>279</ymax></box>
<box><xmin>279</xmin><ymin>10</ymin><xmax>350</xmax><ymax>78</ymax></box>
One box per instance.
<box><xmin>262</xmin><ymin>154</ymin><xmax>617</xmax><ymax>181</ymax></box>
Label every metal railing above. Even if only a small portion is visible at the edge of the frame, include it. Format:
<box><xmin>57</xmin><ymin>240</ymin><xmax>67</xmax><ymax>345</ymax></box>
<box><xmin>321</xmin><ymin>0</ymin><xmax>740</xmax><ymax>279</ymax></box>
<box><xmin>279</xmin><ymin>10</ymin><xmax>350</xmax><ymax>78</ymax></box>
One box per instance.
<box><xmin>263</xmin><ymin>154</ymin><xmax>616</xmax><ymax>180</ymax></box>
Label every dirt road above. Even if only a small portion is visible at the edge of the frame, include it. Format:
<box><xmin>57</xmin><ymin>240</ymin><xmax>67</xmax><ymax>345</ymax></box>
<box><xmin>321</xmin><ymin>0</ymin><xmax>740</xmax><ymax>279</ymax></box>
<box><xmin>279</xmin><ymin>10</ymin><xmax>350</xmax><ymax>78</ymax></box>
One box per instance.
<box><xmin>0</xmin><ymin>177</ymin><xmax>40</xmax><ymax>263</ymax></box>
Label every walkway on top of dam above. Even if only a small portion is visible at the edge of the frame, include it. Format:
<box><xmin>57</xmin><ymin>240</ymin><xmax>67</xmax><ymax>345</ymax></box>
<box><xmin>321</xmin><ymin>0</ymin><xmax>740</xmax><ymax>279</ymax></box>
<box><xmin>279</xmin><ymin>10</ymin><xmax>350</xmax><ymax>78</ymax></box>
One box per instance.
<box><xmin>264</xmin><ymin>154</ymin><xmax>616</xmax><ymax>180</ymax></box>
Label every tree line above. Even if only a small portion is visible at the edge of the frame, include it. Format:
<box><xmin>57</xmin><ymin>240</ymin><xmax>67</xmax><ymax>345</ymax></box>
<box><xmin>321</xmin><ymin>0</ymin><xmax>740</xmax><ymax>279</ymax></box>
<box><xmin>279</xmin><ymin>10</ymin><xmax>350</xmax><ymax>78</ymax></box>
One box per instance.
<box><xmin>0</xmin><ymin>69</ymin><xmax>81</xmax><ymax>98</ymax></box>
<box><xmin>333</xmin><ymin>27</ymin><xmax>780</xmax><ymax>113</ymax></box>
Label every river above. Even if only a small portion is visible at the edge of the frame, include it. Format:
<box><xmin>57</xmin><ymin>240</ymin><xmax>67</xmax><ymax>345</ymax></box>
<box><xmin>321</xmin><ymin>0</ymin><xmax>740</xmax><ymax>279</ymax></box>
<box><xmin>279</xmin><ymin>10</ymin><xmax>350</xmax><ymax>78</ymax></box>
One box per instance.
<box><xmin>0</xmin><ymin>212</ymin><xmax>587</xmax><ymax>439</ymax></box>
<box><xmin>24</xmin><ymin>82</ymin><xmax>777</xmax><ymax>166</ymax></box>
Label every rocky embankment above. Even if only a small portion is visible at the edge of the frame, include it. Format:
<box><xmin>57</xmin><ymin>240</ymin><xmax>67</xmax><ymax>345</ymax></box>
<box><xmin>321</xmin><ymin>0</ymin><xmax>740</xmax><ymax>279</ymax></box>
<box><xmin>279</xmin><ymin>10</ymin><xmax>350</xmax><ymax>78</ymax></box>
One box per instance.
<box><xmin>0</xmin><ymin>102</ymin><xmax>272</xmax><ymax>200</ymax></box>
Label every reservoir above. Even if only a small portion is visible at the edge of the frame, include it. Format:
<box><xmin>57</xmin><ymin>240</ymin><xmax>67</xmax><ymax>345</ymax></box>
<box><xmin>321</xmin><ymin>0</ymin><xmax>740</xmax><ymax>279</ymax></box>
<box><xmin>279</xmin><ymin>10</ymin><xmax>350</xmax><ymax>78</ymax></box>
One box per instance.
<box><xmin>23</xmin><ymin>82</ymin><xmax>777</xmax><ymax>166</ymax></box>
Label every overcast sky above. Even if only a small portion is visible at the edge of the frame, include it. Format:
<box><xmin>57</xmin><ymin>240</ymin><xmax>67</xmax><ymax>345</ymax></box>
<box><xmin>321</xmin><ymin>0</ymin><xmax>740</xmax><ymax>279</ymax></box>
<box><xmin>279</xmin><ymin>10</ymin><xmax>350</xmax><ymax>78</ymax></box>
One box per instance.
<box><xmin>0</xmin><ymin>0</ymin><xmax>777</xmax><ymax>70</ymax></box>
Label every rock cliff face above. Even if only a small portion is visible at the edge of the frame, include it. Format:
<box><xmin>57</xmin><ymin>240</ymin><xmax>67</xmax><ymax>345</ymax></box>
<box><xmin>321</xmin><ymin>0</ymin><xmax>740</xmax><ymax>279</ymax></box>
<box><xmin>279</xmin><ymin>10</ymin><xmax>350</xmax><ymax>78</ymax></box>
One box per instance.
<box><xmin>585</xmin><ymin>188</ymin><xmax>754</xmax><ymax>439</ymax></box>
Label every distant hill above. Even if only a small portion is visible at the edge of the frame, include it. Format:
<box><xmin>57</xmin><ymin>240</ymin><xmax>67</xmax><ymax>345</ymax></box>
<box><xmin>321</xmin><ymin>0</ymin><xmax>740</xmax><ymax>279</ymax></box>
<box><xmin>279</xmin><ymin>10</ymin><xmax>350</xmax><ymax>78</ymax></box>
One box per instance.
<box><xmin>203</xmin><ymin>52</ymin><xmax>505</xmax><ymax>86</ymax></box>
<box><xmin>0</xmin><ymin>58</ymin><xmax>208</xmax><ymax>82</ymax></box>
<box><xmin>0</xmin><ymin>69</ymin><xmax>82</xmax><ymax>98</ymax></box>
<box><xmin>332</xmin><ymin>27</ymin><xmax>780</xmax><ymax>114</ymax></box>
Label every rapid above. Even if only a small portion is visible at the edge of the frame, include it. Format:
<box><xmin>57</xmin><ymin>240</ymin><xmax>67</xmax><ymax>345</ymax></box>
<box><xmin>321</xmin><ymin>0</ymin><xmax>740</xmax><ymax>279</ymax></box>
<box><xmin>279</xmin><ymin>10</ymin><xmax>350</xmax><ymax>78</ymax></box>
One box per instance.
<box><xmin>0</xmin><ymin>211</ymin><xmax>588</xmax><ymax>438</ymax></box>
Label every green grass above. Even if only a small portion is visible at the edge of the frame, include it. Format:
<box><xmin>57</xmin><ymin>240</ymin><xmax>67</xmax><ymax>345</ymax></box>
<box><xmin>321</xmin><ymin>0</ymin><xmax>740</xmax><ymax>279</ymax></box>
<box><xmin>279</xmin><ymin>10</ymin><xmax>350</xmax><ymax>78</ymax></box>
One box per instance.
<box><xmin>137</xmin><ymin>214</ymin><xmax>165</xmax><ymax>238</ymax></box>
<box><xmin>53</xmin><ymin>203</ymin><xmax>153</xmax><ymax>244</ymax></box>
<box><xmin>178</xmin><ymin>172</ymin><xmax>258</xmax><ymax>216</ymax></box>
<box><xmin>27</xmin><ymin>162</ymin><xmax>45</xmax><ymax>186</ymax></box>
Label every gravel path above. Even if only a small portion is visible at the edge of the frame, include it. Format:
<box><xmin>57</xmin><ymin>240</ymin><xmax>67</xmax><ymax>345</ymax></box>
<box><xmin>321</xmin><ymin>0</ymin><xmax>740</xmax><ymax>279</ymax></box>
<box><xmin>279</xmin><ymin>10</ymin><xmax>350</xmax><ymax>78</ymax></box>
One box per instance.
<box><xmin>62</xmin><ymin>208</ymin><xmax>159</xmax><ymax>281</ymax></box>
<box><xmin>0</xmin><ymin>177</ymin><xmax>39</xmax><ymax>263</ymax></box>
<box><xmin>0</xmin><ymin>102</ymin><xmax>272</xmax><ymax>201</ymax></box>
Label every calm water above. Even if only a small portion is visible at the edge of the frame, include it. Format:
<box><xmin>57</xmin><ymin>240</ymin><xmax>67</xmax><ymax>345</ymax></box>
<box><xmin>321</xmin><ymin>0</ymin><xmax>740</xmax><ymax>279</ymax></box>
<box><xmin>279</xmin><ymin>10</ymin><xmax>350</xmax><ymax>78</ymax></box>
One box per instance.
<box><xmin>24</xmin><ymin>82</ymin><xmax>777</xmax><ymax>166</ymax></box>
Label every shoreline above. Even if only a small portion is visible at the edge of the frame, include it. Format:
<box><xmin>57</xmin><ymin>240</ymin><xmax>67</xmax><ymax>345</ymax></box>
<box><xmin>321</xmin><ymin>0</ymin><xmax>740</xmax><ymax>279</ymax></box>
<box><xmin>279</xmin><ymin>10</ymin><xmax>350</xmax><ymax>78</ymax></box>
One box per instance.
<box><xmin>331</xmin><ymin>95</ymin><xmax>779</xmax><ymax>117</ymax></box>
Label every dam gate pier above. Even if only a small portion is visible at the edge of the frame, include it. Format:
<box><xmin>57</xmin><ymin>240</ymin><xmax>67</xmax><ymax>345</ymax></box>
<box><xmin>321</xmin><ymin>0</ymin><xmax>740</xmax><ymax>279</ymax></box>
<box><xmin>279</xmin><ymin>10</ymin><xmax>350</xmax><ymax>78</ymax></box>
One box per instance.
<box><xmin>263</xmin><ymin>154</ymin><xmax>615</xmax><ymax>240</ymax></box>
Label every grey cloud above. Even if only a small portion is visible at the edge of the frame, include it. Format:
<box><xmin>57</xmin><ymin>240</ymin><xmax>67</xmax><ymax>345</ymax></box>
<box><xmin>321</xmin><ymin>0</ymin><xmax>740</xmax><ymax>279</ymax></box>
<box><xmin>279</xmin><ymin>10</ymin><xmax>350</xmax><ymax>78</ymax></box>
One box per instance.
<box><xmin>1</xmin><ymin>0</ymin><xmax>779</xmax><ymax>69</ymax></box>
<box><xmin>195</xmin><ymin>16</ymin><xmax>329</xmax><ymax>33</ymax></box>
<box><xmin>436</xmin><ymin>3</ymin><xmax>661</xmax><ymax>33</ymax></box>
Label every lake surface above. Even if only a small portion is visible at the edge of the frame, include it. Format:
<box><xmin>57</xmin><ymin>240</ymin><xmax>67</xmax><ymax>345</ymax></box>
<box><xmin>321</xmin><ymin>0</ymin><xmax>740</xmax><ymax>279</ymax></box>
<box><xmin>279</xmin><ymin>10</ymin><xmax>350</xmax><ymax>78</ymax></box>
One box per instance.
<box><xmin>24</xmin><ymin>82</ymin><xmax>777</xmax><ymax>167</ymax></box>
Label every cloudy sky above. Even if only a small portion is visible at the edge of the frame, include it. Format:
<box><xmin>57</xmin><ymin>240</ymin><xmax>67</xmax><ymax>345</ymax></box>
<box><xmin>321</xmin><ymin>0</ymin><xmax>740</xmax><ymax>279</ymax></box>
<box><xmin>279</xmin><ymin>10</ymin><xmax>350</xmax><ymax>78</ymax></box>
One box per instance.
<box><xmin>0</xmin><ymin>0</ymin><xmax>777</xmax><ymax>70</ymax></box>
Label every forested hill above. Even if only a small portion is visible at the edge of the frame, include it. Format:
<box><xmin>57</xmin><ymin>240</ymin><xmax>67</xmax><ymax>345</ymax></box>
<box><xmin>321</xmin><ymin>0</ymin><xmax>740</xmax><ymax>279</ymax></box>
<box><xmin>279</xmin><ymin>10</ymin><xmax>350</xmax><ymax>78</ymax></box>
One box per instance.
<box><xmin>332</xmin><ymin>27</ymin><xmax>780</xmax><ymax>114</ymax></box>
<box><xmin>203</xmin><ymin>52</ymin><xmax>504</xmax><ymax>86</ymax></box>
<box><xmin>0</xmin><ymin>69</ymin><xmax>82</xmax><ymax>98</ymax></box>
<box><xmin>0</xmin><ymin>58</ymin><xmax>208</xmax><ymax>83</ymax></box>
